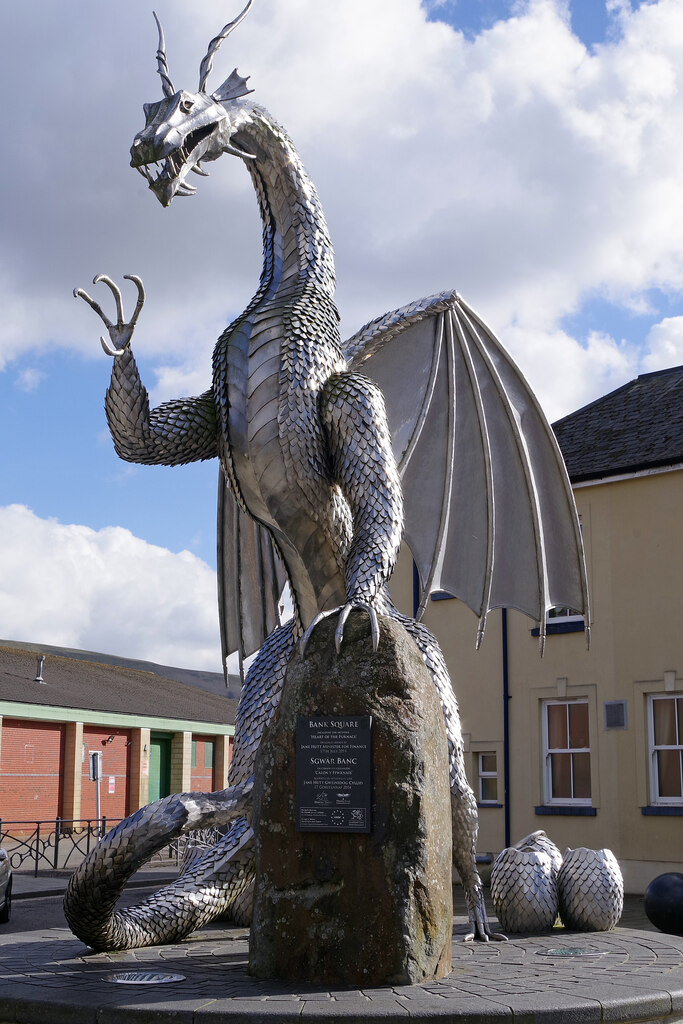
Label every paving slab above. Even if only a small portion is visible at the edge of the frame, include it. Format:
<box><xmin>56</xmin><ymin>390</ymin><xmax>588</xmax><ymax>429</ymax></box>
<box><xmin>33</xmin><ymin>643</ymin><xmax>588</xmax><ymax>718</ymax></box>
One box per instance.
<box><xmin>2</xmin><ymin>899</ymin><xmax>683</xmax><ymax>1024</ymax></box>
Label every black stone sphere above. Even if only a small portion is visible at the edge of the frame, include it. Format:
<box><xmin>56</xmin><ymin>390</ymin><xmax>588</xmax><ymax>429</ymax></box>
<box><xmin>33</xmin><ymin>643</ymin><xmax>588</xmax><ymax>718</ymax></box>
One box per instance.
<box><xmin>644</xmin><ymin>873</ymin><xmax>683</xmax><ymax>936</ymax></box>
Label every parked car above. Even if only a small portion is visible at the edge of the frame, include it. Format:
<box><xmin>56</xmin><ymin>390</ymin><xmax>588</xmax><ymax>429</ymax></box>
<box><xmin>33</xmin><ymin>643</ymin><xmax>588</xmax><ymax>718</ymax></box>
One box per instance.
<box><xmin>0</xmin><ymin>848</ymin><xmax>12</xmax><ymax>923</ymax></box>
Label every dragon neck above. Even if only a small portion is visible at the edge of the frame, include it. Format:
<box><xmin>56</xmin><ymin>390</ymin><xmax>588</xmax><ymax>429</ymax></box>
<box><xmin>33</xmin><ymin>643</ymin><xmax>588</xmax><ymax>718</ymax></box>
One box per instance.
<box><xmin>233</xmin><ymin>106</ymin><xmax>336</xmax><ymax>301</ymax></box>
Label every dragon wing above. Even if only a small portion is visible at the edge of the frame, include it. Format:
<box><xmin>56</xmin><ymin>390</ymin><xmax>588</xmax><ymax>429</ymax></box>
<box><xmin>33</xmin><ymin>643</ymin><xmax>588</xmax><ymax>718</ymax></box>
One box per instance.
<box><xmin>344</xmin><ymin>291</ymin><xmax>589</xmax><ymax>649</ymax></box>
<box><xmin>217</xmin><ymin>468</ymin><xmax>287</xmax><ymax>683</ymax></box>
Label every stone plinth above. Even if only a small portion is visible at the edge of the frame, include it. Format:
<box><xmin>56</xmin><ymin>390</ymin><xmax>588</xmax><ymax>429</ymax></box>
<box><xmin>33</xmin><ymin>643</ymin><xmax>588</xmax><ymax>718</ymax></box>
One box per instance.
<box><xmin>248</xmin><ymin>611</ymin><xmax>452</xmax><ymax>986</ymax></box>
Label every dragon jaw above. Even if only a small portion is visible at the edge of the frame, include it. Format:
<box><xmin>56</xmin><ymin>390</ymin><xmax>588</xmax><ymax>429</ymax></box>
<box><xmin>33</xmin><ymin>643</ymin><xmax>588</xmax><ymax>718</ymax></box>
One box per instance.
<box><xmin>130</xmin><ymin>90</ymin><xmax>255</xmax><ymax>208</ymax></box>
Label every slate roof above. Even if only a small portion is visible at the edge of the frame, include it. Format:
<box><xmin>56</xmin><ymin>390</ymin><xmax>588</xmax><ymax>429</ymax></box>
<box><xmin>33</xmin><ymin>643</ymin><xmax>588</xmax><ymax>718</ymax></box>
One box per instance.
<box><xmin>553</xmin><ymin>365</ymin><xmax>683</xmax><ymax>483</ymax></box>
<box><xmin>0</xmin><ymin>638</ymin><xmax>241</xmax><ymax>700</ymax></box>
<box><xmin>0</xmin><ymin>644</ymin><xmax>237</xmax><ymax>726</ymax></box>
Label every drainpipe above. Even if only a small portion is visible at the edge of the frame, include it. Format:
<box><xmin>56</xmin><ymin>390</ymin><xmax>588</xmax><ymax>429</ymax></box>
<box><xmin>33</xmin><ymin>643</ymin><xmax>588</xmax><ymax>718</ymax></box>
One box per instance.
<box><xmin>502</xmin><ymin>609</ymin><xmax>511</xmax><ymax>849</ymax></box>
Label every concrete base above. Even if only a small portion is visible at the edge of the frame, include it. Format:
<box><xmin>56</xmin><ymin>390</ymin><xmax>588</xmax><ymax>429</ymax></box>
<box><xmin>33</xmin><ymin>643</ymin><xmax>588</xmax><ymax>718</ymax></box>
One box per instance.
<box><xmin>2</xmin><ymin>898</ymin><xmax>683</xmax><ymax>1023</ymax></box>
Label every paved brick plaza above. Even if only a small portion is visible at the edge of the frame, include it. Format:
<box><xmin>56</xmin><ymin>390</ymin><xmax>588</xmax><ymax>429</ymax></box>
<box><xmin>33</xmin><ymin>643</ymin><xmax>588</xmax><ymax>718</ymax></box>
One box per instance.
<box><xmin>1</xmin><ymin>895</ymin><xmax>683</xmax><ymax>1023</ymax></box>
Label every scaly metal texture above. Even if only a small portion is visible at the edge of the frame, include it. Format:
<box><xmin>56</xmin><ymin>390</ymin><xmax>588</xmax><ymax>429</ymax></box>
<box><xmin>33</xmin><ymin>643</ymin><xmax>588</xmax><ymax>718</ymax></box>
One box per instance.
<box><xmin>491</xmin><ymin>849</ymin><xmax>559</xmax><ymax>934</ymax></box>
<box><xmin>490</xmin><ymin>834</ymin><xmax>623</xmax><ymax>935</ymax></box>
<box><xmin>68</xmin><ymin>5</ymin><xmax>588</xmax><ymax>952</ymax></box>
<box><xmin>491</xmin><ymin>831</ymin><xmax>562</xmax><ymax>934</ymax></box>
<box><xmin>558</xmin><ymin>847</ymin><xmax>624</xmax><ymax>932</ymax></box>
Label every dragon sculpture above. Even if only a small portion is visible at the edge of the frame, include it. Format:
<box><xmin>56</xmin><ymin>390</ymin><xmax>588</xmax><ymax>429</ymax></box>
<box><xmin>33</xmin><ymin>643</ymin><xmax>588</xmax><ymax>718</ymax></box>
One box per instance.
<box><xmin>66</xmin><ymin>1</ymin><xmax>588</xmax><ymax>952</ymax></box>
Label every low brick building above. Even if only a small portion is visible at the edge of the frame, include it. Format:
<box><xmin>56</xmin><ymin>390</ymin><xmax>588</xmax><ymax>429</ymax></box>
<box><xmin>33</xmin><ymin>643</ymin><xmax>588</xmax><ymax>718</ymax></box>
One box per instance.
<box><xmin>0</xmin><ymin>642</ymin><xmax>237</xmax><ymax>830</ymax></box>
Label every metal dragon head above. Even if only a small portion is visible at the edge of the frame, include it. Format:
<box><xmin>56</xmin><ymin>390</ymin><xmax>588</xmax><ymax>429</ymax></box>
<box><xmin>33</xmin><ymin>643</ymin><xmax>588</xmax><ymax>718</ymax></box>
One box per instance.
<box><xmin>131</xmin><ymin>2</ymin><xmax>256</xmax><ymax>207</ymax></box>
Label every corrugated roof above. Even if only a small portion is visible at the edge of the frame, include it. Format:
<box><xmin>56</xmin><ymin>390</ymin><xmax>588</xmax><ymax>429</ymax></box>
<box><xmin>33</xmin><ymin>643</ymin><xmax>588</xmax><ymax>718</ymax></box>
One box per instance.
<box><xmin>553</xmin><ymin>365</ymin><xmax>683</xmax><ymax>483</ymax></box>
<box><xmin>0</xmin><ymin>645</ymin><xmax>237</xmax><ymax>726</ymax></box>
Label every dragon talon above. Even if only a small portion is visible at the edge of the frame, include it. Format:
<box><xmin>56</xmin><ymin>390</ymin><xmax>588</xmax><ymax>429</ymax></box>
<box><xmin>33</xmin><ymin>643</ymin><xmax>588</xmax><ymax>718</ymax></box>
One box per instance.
<box><xmin>73</xmin><ymin>286</ymin><xmax>112</xmax><ymax>329</ymax></box>
<box><xmin>367</xmin><ymin>605</ymin><xmax>380</xmax><ymax>651</ymax></box>
<box><xmin>123</xmin><ymin>274</ymin><xmax>146</xmax><ymax>327</ymax></box>
<box><xmin>300</xmin><ymin>609</ymin><xmax>337</xmax><ymax>657</ymax></box>
<box><xmin>100</xmin><ymin>335</ymin><xmax>127</xmax><ymax>357</ymax></box>
<box><xmin>334</xmin><ymin>601</ymin><xmax>380</xmax><ymax>653</ymax></box>
<box><xmin>334</xmin><ymin>604</ymin><xmax>351</xmax><ymax>652</ymax></box>
<box><xmin>93</xmin><ymin>273</ymin><xmax>125</xmax><ymax>323</ymax></box>
<box><xmin>464</xmin><ymin>893</ymin><xmax>507</xmax><ymax>942</ymax></box>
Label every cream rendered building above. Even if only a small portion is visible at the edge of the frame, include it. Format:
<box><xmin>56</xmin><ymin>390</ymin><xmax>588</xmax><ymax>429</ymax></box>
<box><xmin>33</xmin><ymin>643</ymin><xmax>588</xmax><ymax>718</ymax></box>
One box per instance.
<box><xmin>391</xmin><ymin>365</ymin><xmax>683</xmax><ymax>894</ymax></box>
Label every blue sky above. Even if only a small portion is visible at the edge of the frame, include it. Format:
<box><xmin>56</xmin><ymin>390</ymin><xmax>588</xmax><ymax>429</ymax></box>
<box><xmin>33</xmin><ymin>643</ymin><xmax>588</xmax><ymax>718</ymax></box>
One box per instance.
<box><xmin>432</xmin><ymin>0</ymin><xmax>614</xmax><ymax>42</ymax></box>
<box><xmin>1</xmin><ymin>0</ymin><xmax>681</xmax><ymax>668</ymax></box>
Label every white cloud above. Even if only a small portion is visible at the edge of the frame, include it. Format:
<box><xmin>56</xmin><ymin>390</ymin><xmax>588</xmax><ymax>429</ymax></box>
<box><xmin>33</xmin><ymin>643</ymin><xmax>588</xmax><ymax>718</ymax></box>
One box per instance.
<box><xmin>149</xmin><ymin>357</ymin><xmax>214</xmax><ymax>407</ymax></box>
<box><xmin>15</xmin><ymin>368</ymin><xmax>44</xmax><ymax>393</ymax></box>
<box><xmin>642</xmin><ymin>316</ymin><xmax>683</xmax><ymax>373</ymax></box>
<box><xmin>0</xmin><ymin>505</ymin><xmax>222</xmax><ymax>671</ymax></box>
<box><xmin>3</xmin><ymin>0</ymin><xmax>683</xmax><ymax>669</ymax></box>
<box><xmin>1</xmin><ymin>0</ymin><xmax>683</xmax><ymax>414</ymax></box>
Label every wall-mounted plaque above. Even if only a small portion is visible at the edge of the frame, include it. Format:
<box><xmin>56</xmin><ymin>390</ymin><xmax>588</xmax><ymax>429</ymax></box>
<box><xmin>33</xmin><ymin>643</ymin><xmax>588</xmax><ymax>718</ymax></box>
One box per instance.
<box><xmin>296</xmin><ymin>716</ymin><xmax>372</xmax><ymax>832</ymax></box>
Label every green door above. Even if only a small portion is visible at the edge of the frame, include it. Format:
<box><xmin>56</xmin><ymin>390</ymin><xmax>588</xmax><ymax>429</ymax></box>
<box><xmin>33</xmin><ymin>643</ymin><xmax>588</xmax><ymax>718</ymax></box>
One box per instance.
<box><xmin>148</xmin><ymin>734</ymin><xmax>171</xmax><ymax>803</ymax></box>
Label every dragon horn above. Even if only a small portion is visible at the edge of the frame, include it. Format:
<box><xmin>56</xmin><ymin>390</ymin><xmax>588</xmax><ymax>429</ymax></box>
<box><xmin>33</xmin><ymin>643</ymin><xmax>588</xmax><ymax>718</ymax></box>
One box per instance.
<box><xmin>152</xmin><ymin>11</ymin><xmax>175</xmax><ymax>98</ymax></box>
<box><xmin>198</xmin><ymin>0</ymin><xmax>253</xmax><ymax>93</ymax></box>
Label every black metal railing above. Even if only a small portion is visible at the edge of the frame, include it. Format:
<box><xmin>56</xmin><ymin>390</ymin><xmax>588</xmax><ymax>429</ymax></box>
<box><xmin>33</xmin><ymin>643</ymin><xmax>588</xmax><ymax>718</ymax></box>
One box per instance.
<box><xmin>0</xmin><ymin>818</ymin><xmax>225</xmax><ymax>877</ymax></box>
<box><xmin>0</xmin><ymin>817</ymin><xmax>123</xmax><ymax>876</ymax></box>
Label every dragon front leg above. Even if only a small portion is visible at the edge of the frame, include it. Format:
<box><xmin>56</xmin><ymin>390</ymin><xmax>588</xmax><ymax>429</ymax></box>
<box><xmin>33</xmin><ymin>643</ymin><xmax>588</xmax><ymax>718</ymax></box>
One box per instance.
<box><xmin>312</xmin><ymin>371</ymin><xmax>403</xmax><ymax>652</ymax></box>
<box><xmin>74</xmin><ymin>272</ymin><xmax>220</xmax><ymax>467</ymax></box>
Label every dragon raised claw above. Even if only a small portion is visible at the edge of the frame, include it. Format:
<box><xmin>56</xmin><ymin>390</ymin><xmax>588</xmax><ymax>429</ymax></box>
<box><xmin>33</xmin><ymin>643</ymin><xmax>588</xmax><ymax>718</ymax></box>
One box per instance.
<box><xmin>66</xmin><ymin>1</ymin><xmax>588</xmax><ymax>951</ymax></box>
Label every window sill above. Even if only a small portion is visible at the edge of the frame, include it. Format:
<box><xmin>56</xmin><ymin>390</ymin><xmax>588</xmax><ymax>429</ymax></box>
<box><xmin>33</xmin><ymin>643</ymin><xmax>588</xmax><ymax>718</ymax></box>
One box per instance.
<box><xmin>531</xmin><ymin>621</ymin><xmax>586</xmax><ymax>637</ymax></box>
<box><xmin>477</xmin><ymin>803</ymin><xmax>503</xmax><ymax>809</ymax></box>
<box><xmin>535</xmin><ymin>805</ymin><xmax>596</xmax><ymax>817</ymax></box>
<box><xmin>641</xmin><ymin>806</ymin><xmax>683</xmax><ymax>816</ymax></box>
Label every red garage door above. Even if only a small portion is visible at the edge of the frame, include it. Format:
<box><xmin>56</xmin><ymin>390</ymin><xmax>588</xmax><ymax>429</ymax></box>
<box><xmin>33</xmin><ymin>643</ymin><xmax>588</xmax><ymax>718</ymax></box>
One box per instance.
<box><xmin>81</xmin><ymin>727</ymin><xmax>131</xmax><ymax>821</ymax></box>
<box><xmin>0</xmin><ymin>719</ymin><xmax>65</xmax><ymax>824</ymax></box>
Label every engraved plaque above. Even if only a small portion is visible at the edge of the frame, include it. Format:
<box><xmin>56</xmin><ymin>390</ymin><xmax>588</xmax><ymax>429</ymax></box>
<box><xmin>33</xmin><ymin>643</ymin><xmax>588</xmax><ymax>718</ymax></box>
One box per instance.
<box><xmin>296</xmin><ymin>716</ymin><xmax>371</xmax><ymax>832</ymax></box>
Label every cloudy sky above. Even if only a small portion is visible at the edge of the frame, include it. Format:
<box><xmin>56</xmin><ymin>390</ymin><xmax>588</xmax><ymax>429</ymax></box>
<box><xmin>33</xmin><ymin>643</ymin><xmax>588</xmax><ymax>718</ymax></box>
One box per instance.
<box><xmin>1</xmin><ymin>0</ymin><xmax>682</xmax><ymax>670</ymax></box>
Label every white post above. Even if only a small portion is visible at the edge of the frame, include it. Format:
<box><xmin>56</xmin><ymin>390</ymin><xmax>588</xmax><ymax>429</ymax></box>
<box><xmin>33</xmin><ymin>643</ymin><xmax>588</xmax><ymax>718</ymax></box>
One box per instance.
<box><xmin>89</xmin><ymin>751</ymin><xmax>103</xmax><ymax>833</ymax></box>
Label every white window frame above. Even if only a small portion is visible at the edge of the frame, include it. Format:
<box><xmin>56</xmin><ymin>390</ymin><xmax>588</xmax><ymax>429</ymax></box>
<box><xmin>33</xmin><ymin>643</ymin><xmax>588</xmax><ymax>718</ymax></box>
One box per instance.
<box><xmin>476</xmin><ymin>751</ymin><xmax>498</xmax><ymax>805</ymax></box>
<box><xmin>546</xmin><ymin>605</ymin><xmax>585</xmax><ymax>626</ymax></box>
<box><xmin>648</xmin><ymin>694</ymin><xmax>683</xmax><ymax>806</ymax></box>
<box><xmin>542</xmin><ymin>699</ymin><xmax>592</xmax><ymax>806</ymax></box>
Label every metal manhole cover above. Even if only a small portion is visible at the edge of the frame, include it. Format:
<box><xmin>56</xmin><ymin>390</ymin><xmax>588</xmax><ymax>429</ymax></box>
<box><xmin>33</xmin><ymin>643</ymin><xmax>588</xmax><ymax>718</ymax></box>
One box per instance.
<box><xmin>537</xmin><ymin>948</ymin><xmax>607</xmax><ymax>958</ymax></box>
<box><xmin>105</xmin><ymin>971</ymin><xmax>186</xmax><ymax>985</ymax></box>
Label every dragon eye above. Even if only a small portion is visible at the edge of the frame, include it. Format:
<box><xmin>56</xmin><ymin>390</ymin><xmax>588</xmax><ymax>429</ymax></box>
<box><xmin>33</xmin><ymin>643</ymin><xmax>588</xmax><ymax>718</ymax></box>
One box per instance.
<box><xmin>180</xmin><ymin>97</ymin><xmax>195</xmax><ymax>113</ymax></box>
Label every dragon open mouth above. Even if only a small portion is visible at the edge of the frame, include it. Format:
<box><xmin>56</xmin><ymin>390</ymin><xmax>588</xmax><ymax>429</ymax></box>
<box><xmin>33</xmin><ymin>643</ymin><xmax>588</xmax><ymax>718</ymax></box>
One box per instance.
<box><xmin>134</xmin><ymin>123</ymin><xmax>217</xmax><ymax>201</ymax></box>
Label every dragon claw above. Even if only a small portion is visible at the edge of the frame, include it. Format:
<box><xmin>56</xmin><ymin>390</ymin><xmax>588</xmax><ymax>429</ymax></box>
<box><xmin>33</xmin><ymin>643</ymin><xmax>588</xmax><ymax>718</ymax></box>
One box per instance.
<box><xmin>335</xmin><ymin>601</ymin><xmax>379</xmax><ymax>653</ymax></box>
<box><xmin>464</xmin><ymin>889</ymin><xmax>507</xmax><ymax>943</ymax></box>
<box><xmin>100</xmin><ymin>335</ymin><xmax>124</xmax><ymax>357</ymax></box>
<box><xmin>74</xmin><ymin>273</ymin><xmax>146</xmax><ymax>357</ymax></box>
<box><xmin>300</xmin><ymin>609</ymin><xmax>337</xmax><ymax>656</ymax></box>
<box><xmin>300</xmin><ymin>602</ymin><xmax>380</xmax><ymax>657</ymax></box>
